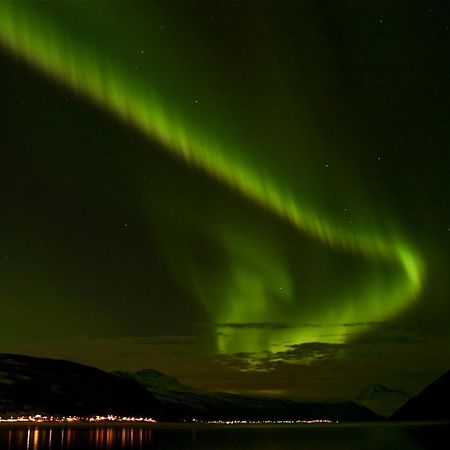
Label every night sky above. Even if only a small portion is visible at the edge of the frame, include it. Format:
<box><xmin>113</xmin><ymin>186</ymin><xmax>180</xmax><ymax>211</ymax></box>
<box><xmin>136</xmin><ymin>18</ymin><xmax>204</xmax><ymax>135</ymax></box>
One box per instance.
<box><xmin>0</xmin><ymin>1</ymin><xmax>449</xmax><ymax>400</ymax></box>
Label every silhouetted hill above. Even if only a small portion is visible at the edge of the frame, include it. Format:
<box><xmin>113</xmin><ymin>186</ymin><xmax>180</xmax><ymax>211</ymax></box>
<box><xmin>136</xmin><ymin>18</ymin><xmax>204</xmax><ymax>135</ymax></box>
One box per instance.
<box><xmin>0</xmin><ymin>354</ymin><xmax>162</xmax><ymax>417</ymax></box>
<box><xmin>116</xmin><ymin>369</ymin><xmax>380</xmax><ymax>422</ymax></box>
<box><xmin>0</xmin><ymin>353</ymin><xmax>380</xmax><ymax>422</ymax></box>
<box><xmin>354</xmin><ymin>384</ymin><xmax>410</xmax><ymax>417</ymax></box>
<box><xmin>391</xmin><ymin>370</ymin><xmax>450</xmax><ymax>420</ymax></box>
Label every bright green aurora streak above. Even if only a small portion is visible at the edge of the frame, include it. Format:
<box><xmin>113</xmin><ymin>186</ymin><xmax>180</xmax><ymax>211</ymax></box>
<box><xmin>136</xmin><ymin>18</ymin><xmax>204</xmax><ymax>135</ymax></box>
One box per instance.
<box><xmin>0</xmin><ymin>3</ymin><xmax>425</xmax><ymax>361</ymax></box>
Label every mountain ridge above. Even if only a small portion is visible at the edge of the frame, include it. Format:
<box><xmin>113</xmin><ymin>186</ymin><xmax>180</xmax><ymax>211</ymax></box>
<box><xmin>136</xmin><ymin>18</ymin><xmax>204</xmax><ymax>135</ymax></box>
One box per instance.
<box><xmin>391</xmin><ymin>370</ymin><xmax>450</xmax><ymax>420</ymax></box>
<box><xmin>0</xmin><ymin>353</ymin><xmax>162</xmax><ymax>418</ymax></box>
<box><xmin>0</xmin><ymin>353</ymin><xmax>379</xmax><ymax>421</ymax></box>
<box><xmin>114</xmin><ymin>368</ymin><xmax>380</xmax><ymax>421</ymax></box>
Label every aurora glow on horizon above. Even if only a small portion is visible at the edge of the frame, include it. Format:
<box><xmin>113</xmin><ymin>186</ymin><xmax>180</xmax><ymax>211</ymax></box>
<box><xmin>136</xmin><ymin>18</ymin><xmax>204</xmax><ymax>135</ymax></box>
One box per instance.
<box><xmin>0</xmin><ymin>2</ymin><xmax>425</xmax><ymax>360</ymax></box>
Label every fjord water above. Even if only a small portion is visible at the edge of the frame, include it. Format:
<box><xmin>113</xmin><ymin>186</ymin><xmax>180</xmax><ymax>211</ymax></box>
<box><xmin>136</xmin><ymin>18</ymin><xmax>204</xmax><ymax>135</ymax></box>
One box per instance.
<box><xmin>0</xmin><ymin>423</ymin><xmax>448</xmax><ymax>450</ymax></box>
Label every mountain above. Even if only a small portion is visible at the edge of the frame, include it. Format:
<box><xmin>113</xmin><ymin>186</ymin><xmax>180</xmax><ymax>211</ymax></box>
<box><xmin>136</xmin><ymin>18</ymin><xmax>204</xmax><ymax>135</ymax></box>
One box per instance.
<box><xmin>354</xmin><ymin>384</ymin><xmax>410</xmax><ymax>417</ymax></box>
<box><xmin>391</xmin><ymin>370</ymin><xmax>450</xmax><ymax>420</ymax></box>
<box><xmin>120</xmin><ymin>368</ymin><xmax>196</xmax><ymax>393</ymax></box>
<box><xmin>0</xmin><ymin>353</ymin><xmax>162</xmax><ymax>418</ymax></box>
<box><xmin>0</xmin><ymin>353</ymin><xmax>379</xmax><ymax>421</ymax></box>
<box><xmin>116</xmin><ymin>369</ymin><xmax>380</xmax><ymax>422</ymax></box>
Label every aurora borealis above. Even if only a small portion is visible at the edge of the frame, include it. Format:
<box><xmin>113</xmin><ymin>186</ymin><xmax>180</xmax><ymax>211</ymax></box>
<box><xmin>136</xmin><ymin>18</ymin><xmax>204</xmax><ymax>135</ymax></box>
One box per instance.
<box><xmin>1</xmin><ymin>1</ymin><xmax>449</xmax><ymax>398</ymax></box>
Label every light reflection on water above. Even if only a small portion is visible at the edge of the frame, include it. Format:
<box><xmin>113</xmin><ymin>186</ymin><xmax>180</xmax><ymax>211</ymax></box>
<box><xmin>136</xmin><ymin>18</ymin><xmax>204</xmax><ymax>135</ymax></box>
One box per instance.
<box><xmin>0</xmin><ymin>423</ymin><xmax>449</xmax><ymax>450</ymax></box>
<box><xmin>3</xmin><ymin>427</ymin><xmax>154</xmax><ymax>450</ymax></box>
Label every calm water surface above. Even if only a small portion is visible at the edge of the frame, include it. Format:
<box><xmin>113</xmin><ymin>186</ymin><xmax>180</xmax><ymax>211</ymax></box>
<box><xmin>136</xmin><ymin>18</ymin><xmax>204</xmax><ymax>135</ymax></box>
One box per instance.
<box><xmin>0</xmin><ymin>422</ymin><xmax>448</xmax><ymax>450</ymax></box>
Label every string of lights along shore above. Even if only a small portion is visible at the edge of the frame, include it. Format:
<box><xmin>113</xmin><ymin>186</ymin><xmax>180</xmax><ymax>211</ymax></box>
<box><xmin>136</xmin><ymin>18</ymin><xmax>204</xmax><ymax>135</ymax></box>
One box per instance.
<box><xmin>1</xmin><ymin>1</ymin><xmax>448</xmax><ymax>396</ymax></box>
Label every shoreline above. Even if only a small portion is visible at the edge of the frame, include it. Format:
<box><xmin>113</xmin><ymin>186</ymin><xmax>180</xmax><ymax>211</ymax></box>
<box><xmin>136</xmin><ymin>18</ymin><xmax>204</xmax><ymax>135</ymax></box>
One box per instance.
<box><xmin>0</xmin><ymin>420</ymin><xmax>449</xmax><ymax>429</ymax></box>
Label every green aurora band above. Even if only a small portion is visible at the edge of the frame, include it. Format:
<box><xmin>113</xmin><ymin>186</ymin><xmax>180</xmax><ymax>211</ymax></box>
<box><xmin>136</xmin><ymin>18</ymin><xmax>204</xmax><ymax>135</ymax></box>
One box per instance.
<box><xmin>0</xmin><ymin>3</ymin><xmax>425</xmax><ymax>361</ymax></box>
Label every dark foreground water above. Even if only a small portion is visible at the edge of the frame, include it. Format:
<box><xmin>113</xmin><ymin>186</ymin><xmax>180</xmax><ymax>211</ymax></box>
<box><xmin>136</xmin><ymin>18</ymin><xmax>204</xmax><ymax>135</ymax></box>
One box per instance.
<box><xmin>0</xmin><ymin>422</ymin><xmax>448</xmax><ymax>450</ymax></box>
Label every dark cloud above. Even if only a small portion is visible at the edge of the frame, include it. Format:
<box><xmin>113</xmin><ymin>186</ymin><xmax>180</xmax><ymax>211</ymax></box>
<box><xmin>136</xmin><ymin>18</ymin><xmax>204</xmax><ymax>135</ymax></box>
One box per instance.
<box><xmin>216</xmin><ymin>322</ymin><xmax>323</xmax><ymax>330</ymax></box>
<box><xmin>213</xmin><ymin>342</ymin><xmax>347</xmax><ymax>372</ymax></box>
<box><xmin>340</xmin><ymin>321</ymin><xmax>385</xmax><ymax>328</ymax></box>
<box><xmin>263</xmin><ymin>342</ymin><xmax>347</xmax><ymax>366</ymax></box>
<box><xmin>217</xmin><ymin>322</ymin><xmax>294</xmax><ymax>330</ymax></box>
